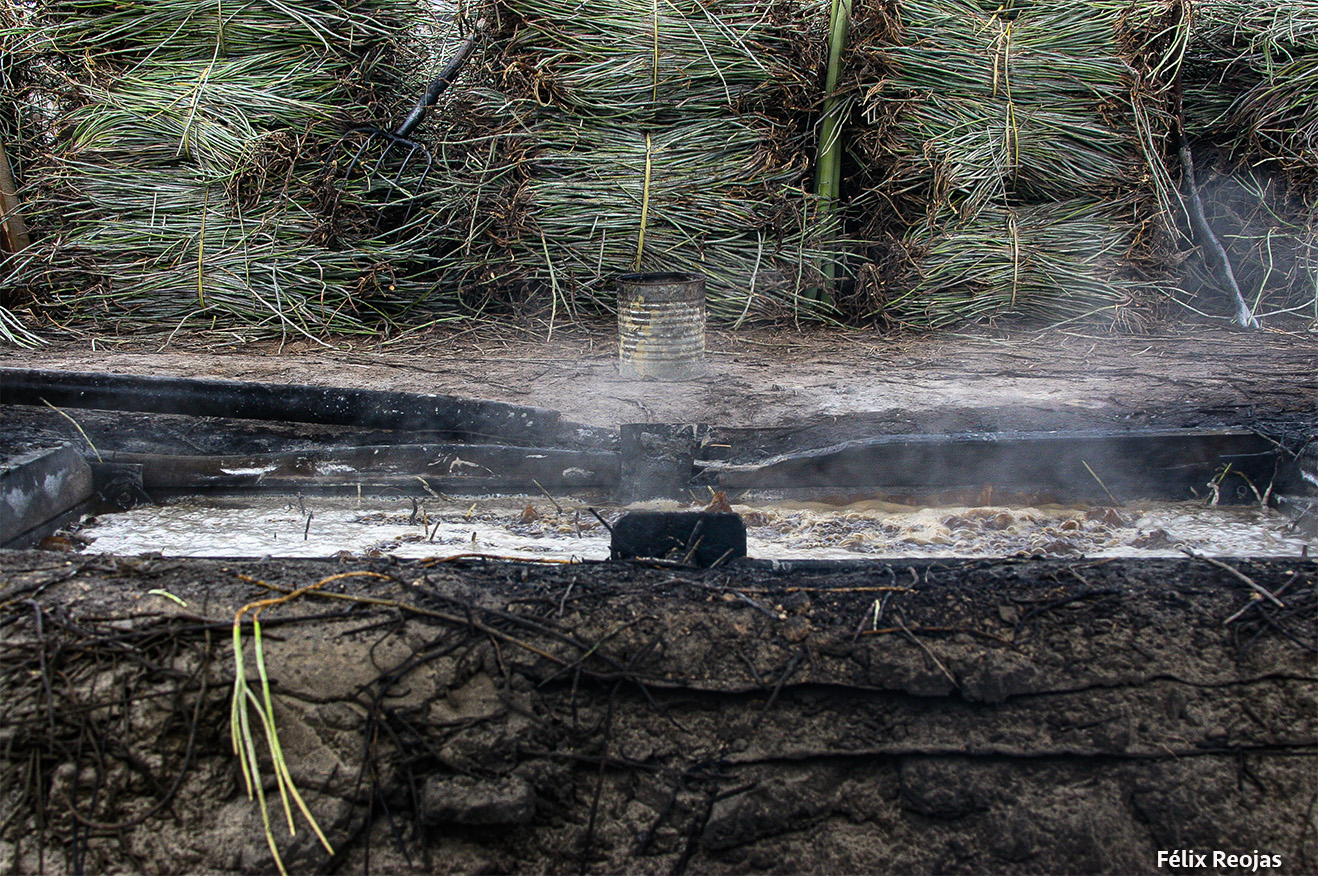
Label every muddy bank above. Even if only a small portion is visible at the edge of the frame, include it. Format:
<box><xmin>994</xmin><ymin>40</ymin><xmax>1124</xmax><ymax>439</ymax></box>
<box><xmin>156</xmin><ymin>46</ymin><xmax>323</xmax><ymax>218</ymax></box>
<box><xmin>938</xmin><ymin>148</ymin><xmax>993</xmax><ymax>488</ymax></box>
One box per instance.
<box><xmin>5</xmin><ymin>323</ymin><xmax>1316</xmax><ymax>434</ymax></box>
<box><xmin>1</xmin><ymin>551</ymin><xmax>1314</xmax><ymax>874</ymax></box>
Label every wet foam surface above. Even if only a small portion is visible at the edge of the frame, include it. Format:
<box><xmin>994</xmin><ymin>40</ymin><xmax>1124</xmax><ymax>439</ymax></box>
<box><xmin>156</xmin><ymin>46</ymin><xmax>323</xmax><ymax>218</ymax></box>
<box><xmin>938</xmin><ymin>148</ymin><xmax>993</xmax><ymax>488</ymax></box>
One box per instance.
<box><xmin>73</xmin><ymin>493</ymin><xmax>1315</xmax><ymax>560</ymax></box>
<box><xmin>74</xmin><ymin>495</ymin><xmax>609</xmax><ymax>561</ymax></box>
<box><xmin>739</xmin><ymin>499</ymin><xmax>1312</xmax><ymax>560</ymax></box>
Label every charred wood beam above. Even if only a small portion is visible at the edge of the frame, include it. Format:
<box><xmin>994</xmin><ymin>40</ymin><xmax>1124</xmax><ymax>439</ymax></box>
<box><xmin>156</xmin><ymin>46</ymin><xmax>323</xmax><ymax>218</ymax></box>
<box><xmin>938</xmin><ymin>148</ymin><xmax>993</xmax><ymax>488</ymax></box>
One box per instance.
<box><xmin>0</xmin><ymin>369</ymin><xmax>572</xmax><ymax>445</ymax></box>
<box><xmin>100</xmin><ymin>444</ymin><xmax>620</xmax><ymax>492</ymax></box>
<box><xmin>703</xmin><ymin>428</ymin><xmax>1282</xmax><ymax>503</ymax></box>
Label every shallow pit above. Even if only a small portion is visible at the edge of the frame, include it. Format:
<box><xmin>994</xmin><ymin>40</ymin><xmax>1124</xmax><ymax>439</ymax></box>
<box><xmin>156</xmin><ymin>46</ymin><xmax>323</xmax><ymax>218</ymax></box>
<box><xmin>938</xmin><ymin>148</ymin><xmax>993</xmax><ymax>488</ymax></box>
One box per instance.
<box><xmin>3</xmin><ymin>363</ymin><xmax>1315</xmax><ymax>875</ymax></box>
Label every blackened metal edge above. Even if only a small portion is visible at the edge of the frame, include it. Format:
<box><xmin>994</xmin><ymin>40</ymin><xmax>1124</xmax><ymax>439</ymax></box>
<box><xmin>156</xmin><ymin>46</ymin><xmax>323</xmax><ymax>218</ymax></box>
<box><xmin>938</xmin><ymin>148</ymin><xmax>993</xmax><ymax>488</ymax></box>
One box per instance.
<box><xmin>1</xmin><ymin>445</ymin><xmax>94</xmax><ymax>547</ymax></box>
<box><xmin>618</xmin><ymin>423</ymin><xmax>707</xmax><ymax>502</ymax></box>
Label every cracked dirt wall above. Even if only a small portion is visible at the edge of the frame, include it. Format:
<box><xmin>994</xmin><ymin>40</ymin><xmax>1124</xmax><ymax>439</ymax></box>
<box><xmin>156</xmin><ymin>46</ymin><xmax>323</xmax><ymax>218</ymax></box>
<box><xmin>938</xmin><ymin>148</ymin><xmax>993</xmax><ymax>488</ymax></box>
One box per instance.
<box><xmin>1</xmin><ymin>551</ymin><xmax>1315</xmax><ymax>874</ymax></box>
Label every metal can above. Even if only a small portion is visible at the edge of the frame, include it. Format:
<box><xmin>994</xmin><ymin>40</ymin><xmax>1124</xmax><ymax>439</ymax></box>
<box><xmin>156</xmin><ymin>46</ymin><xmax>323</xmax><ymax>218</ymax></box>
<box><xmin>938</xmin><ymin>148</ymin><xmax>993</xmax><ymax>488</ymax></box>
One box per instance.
<box><xmin>617</xmin><ymin>272</ymin><xmax>707</xmax><ymax>380</ymax></box>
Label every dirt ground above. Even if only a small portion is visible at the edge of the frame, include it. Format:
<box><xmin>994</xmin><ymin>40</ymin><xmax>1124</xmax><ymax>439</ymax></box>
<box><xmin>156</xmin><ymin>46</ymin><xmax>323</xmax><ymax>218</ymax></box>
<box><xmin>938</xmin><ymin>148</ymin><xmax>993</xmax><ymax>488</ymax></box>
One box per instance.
<box><xmin>1</xmin><ymin>550</ymin><xmax>1315</xmax><ymax>875</ymax></box>
<box><xmin>5</xmin><ymin>320</ymin><xmax>1317</xmax><ymax>435</ymax></box>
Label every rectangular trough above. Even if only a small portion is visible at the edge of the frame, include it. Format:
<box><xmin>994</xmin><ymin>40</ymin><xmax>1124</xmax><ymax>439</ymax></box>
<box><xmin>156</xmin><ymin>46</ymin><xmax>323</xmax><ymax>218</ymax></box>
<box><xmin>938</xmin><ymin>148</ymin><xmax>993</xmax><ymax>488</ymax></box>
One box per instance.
<box><xmin>1</xmin><ymin>370</ymin><xmax>1314</xmax><ymax>553</ymax></box>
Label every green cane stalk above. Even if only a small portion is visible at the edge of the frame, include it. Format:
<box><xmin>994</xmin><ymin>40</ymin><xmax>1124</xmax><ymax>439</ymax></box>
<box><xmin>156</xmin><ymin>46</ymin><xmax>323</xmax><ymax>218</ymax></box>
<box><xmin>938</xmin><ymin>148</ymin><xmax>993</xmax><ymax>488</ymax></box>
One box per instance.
<box><xmin>813</xmin><ymin>0</ymin><xmax>851</xmax><ymax>304</ymax></box>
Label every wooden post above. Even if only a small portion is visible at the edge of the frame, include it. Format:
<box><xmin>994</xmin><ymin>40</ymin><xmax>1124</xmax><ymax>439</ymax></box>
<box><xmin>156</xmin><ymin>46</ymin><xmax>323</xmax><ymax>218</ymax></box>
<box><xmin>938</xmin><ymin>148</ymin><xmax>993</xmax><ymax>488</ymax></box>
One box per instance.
<box><xmin>0</xmin><ymin>135</ymin><xmax>31</xmax><ymax>255</ymax></box>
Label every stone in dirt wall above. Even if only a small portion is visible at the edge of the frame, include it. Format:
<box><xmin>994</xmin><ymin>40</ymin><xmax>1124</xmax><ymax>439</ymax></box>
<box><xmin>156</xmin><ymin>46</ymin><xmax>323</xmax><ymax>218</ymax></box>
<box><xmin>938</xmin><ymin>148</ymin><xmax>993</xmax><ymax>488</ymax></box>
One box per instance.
<box><xmin>1</xmin><ymin>552</ymin><xmax>1314</xmax><ymax>874</ymax></box>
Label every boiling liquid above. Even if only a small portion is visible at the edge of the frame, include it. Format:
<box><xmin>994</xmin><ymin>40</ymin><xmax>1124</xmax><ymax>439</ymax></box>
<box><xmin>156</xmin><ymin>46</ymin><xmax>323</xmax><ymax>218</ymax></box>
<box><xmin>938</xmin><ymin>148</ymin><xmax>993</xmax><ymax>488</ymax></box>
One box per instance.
<box><xmin>75</xmin><ymin>494</ymin><xmax>1314</xmax><ymax>560</ymax></box>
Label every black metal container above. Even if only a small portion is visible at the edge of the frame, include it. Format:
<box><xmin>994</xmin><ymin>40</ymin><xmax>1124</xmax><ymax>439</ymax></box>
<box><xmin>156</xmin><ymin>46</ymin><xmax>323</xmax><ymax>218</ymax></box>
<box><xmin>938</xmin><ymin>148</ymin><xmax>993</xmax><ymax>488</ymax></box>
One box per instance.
<box><xmin>617</xmin><ymin>423</ymin><xmax>706</xmax><ymax>503</ymax></box>
<box><xmin>610</xmin><ymin>511</ymin><xmax>746</xmax><ymax>567</ymax></box>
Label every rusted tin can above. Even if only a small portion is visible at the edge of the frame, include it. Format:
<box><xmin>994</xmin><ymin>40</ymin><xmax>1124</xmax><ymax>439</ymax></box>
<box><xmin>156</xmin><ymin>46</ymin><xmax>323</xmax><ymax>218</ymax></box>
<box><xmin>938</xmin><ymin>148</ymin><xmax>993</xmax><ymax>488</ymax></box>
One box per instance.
<box><xmin>617</xmin><ymin>272</ymin><xmax>706</xmax><ymax>380</ymax></box>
